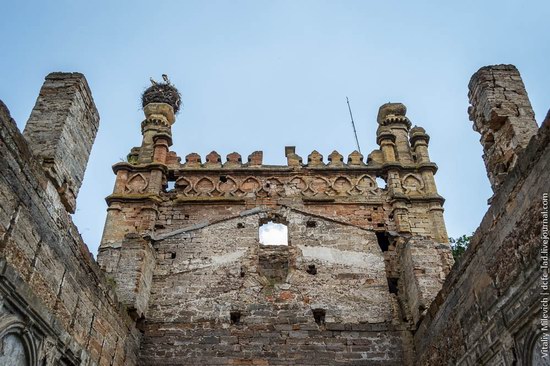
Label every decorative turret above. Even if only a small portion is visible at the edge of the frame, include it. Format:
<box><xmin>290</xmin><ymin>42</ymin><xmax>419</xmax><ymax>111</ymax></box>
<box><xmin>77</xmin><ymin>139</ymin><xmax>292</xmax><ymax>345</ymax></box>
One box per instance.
<box><xmin>376</xmin><ymin>125</ymin><xmax>397</xmax><ymax>163</ymax></box>
<box><xmin>376</xmin><ymin>103</ymin><xmax>413</xmax><ymax>164</ymax></box>
<box><xmin>98</xmin><ymin>77</ymin><xmax>183</xmax><ymax>320</ymax></box>
<box><xmin>377</xmin><ymin>102</ymin><xmax>411</xmax><ymax>128</ymax></box>
<box><xmin>136</xmin><ymin>78</ymin><xmax>181</xmax><ymax>165</ymax></box>
<box><xmin>409</xmin><ymin>126</ymin><xmax>438</xmax><ymax>195</ymax></box>
<box><xmin>372</xmin><ymin>103</ymin><xmax>447</xmax><ymax>242</ymax></box>
<box><xmin>409</xmin><ymin>126</ymin><xmax>430</xmax><ymax>163</ymax></box>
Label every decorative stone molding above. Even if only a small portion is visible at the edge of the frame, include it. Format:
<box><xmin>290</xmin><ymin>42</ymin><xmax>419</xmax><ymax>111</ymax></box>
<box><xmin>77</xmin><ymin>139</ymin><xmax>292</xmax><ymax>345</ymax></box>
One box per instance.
<box><xmin>172</xmin><ymin>174</ymin><xmax>382</xmax><ymax>198</ymax></box>
<box><xmin>143</xmin><ymin>103</ymin><xmax>176</xmax><ymax>127</ymax></box>
<box><xmin>0</xmin><ymin>315</ymin><xmax>38</xmax><ymax>366</ymax></box>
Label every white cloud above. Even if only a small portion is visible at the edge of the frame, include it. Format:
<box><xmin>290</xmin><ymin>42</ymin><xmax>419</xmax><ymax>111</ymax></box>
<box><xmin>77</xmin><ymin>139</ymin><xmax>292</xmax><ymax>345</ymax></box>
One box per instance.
<box><xmin>259</xmin><ymin>222</ymin><xmax>288</xmax><ymax>245</ymax></box>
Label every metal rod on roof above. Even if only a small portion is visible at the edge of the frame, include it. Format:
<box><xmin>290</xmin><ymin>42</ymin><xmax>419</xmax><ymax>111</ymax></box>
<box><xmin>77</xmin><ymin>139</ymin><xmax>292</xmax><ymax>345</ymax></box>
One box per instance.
<box><xmin>346</xmin><ymin>97</ymin><xmax>361</xmax><ymax>153</ymax></box>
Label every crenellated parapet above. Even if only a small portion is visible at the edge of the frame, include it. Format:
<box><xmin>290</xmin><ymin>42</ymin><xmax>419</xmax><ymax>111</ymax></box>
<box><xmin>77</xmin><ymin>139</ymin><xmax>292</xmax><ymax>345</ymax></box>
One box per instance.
<box><xmin>102</xmin><ymin>86</ymin><xmax>447</xmax><ymax>235</ymax></box>
<box><xmin>176</xmin><ymin>149</ymin><xmax>372</xmax><ymax>170</ymax></box>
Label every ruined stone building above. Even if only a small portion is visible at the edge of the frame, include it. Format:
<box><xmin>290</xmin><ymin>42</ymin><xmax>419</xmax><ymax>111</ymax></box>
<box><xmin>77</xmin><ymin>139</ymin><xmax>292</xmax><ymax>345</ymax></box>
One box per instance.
<box><xmin>0</xmin><ymin>65</ymin><xmax>547</xmax><ymax>365</ymax></box>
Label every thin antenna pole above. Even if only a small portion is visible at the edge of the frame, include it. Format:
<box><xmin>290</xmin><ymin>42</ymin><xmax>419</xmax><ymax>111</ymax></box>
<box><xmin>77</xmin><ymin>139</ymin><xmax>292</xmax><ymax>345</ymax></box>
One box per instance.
<box><xmin>346</xmin><ymin>97</ymin><xmax>361</xmax><ymax>153</ymax></box>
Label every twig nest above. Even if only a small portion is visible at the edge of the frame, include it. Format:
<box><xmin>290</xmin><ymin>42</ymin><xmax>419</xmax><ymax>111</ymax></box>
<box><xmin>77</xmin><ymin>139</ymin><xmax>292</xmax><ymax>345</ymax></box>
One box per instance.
<box><xmin>142</xmin><ymin>83</ymin><xmax>182</xmax><ymax>113</ymax></box>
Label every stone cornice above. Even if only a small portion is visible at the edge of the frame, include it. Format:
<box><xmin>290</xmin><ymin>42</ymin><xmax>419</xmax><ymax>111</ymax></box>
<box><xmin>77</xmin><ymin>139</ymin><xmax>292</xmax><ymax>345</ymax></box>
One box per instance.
<box><xmin>112</xmin><ymin>162</ymin><xmax>168</xmax><ymax>174</ymax></box>
<box><xmin>105</xmin><ymin>193</ymin><xmax>162</xmax><ymax>205</ymax></box>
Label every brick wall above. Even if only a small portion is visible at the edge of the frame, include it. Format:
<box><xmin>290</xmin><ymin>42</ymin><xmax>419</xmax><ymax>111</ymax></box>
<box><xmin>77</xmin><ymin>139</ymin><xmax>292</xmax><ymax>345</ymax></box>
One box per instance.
<box><xmin>0</xmin><ymin>97</ymin><xmax>139</xmax><ymax>364</ymax></box>
<box><xmin>140</xmin><ymin>208</ymin><xmax>412</xmax><ymax>365</ymax></box>
<box><xmin>415</xmin><ymin>82</ymin><xmax>549</xmax><ymax>364</ymax></box>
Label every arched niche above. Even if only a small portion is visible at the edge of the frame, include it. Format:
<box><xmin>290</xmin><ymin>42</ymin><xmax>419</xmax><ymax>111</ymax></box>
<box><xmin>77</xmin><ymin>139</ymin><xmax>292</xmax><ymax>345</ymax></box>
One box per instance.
<box><xmin>0</xmin><ymin>315</ymin><xmax>38</xmax><ymax>366</ymax></box>
<box><xmin>528</xmin><ymin>332</ymin><xmax>550</xmax><ymax>366</ymax></box>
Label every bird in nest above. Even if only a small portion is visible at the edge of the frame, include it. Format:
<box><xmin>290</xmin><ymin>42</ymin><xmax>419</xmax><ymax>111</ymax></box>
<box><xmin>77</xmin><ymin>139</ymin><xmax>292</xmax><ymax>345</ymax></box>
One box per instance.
<box><xmin>149</xmin><ymin>74</ymin><xmax>172</xmax><ymax>86</ymax></box>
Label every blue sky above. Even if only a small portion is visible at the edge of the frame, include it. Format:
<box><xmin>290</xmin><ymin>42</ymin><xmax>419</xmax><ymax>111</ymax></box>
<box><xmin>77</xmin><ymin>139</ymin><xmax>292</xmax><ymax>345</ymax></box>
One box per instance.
<box><xmin>1</xmin><ymin>1</ymin><xmax>548</xmax><ymax>256</ymax></box>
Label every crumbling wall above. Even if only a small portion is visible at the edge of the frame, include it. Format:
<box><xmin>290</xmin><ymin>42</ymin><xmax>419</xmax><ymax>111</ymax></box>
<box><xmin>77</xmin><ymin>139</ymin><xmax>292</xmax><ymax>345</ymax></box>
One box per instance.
<box><xmin>468</xmin><ymin>64</ymin><xmax>538</xmax><ymax>192</ymax></box>
<box><xmin>415</xmin><ymin>67</ymin><xmax>548</xmax><ymax>365</ymax></box>
<box><xmin>400</xmin><ymin>237</ymin><xmax>453</xmax><ymax>327</ymax></box>
<box><xmin>23</xmin><ymin>72</ymin><xmax>99</xmax><ymax>213</ymax></box>
<box><xmin>140</xmin><ymin>208</ymin><xmax>412</xmax><ymax>365</ymax></box>
<box><xmin>0</xmin><ymin>80</ymin><xmax>139</xmax><ymax>364</ymax></box>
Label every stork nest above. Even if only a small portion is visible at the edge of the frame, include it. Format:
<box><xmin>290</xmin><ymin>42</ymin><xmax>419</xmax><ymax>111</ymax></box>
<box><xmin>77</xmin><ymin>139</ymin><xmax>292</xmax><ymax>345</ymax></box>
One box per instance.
<box><xmin>142</xmin><ymin>83</ymin><xmax>182</xmax><ymax>113</ymax></box>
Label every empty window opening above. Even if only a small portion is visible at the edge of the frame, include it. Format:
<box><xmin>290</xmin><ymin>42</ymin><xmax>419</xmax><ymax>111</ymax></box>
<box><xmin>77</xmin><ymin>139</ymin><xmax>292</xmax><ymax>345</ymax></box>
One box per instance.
<box><xmin>166</xmin><ymin>181</ymin><xmax>176</xmax><ymax>191</ymax></box>
<box><xmin>136</xmin><ymin>314</ymin><xmax>146</xmax><ymax>334</ymax></box>
<box><xmin>184</xmin><ymin>214</ymin><xmax>190</xmax><ymax>220</ymax></box>
<box><xmin>376</xmin><ymin>232</ymin><xmax>390</xmax><ymax>252</ymax></box>
<box><xmin>306</xmin><ymin>264</ymin><xmax>317</xmax><ymax>275</ymax></box>
<box><xmin>312</xmin><ymin>308</ymin><xmax>326</xmax><ymax>325</ymax></box>
<box><xmin>259</xmin><ymin>221</ymin><xmax>288</xmax><ymax>246</ymax></box>
<box><xmin>484</xmin><ymin>133</ymin><xmax>495</xmax><ymax>149</ymax></box>
<box><xmin>230</xmin><ymin>311</ymin><xmax>241</xmax><ymax>325</ymax></box>
<box><xmin>219</xmin><ymin>175</ymin><xmax>228</xmax><ymax>183</ymax></box>
<box><xmin>237</xmin><ymin>222</ymin><xmax>245</xmax><ymax>229</ymax></box>
<box><xmin>169</xmin><ymin>252</ymin><xmax>176</xmax><ymax>259</ymax></box>
<box><xmin>377</xmin><ymin>223</ymin><xmax>385</xmax><ymax>228</ymax></box>
<box><xmin>387</xmin><ymin>278</ymin><xmax>399</xmax><ymax>294</ymax></box>
<box><xmin>240</xmin><ymin>267</ymin><xmax>246</xmax><ymax>277</ymax></box>
<box><xmin>128</xmin><ymin>307</ymin><xmax>140</xmax><ymax>321</ymax></box>
<box><xmin>306</xmin><ymin>220</ymin><xmax>317</xmax><ymax>228</ymax></box>
<box><xmin>376</xmin><ymin>177</ymin><xmax>387</xmax><ymax>189</ymax></box>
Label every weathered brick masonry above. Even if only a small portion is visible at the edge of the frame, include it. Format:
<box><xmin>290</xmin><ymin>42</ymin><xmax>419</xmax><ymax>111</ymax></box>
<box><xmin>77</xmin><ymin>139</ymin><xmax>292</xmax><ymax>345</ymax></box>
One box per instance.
<box><xmin>415</xmin><ymin>65</ymin><xmax>548</xmax><ymax>365</ymax></box>
<box><xmin>97</xmin><ymin>82</ymin><xmax>452</xmax><ymax>365</ymax></box>
<box><xmin>0</xmin><ymin>65</ymin><xmax>545</xmax><ymax>365</ymax></box>
<box><xmin>0</xmin><ymin>74</ymin><xmax>139</xmax><ymax>365</ymax></box>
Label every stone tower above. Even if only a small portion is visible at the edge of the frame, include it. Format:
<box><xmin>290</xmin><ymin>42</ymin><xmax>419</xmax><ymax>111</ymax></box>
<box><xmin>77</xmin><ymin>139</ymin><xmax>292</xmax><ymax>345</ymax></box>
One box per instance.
<box><xmin>468</xmin><ymin>65</ymin><xmax>538</xmax><ymax>192</ymax></box>
<box><xmin>23</xmin><ymin>72</ymin><xmax>99</xmax><ymax>213</ymax></box>
<box><xmin>96</xmin><ymin>79</ymin><xmax>453</xmax><ymax>365</ymax></box>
